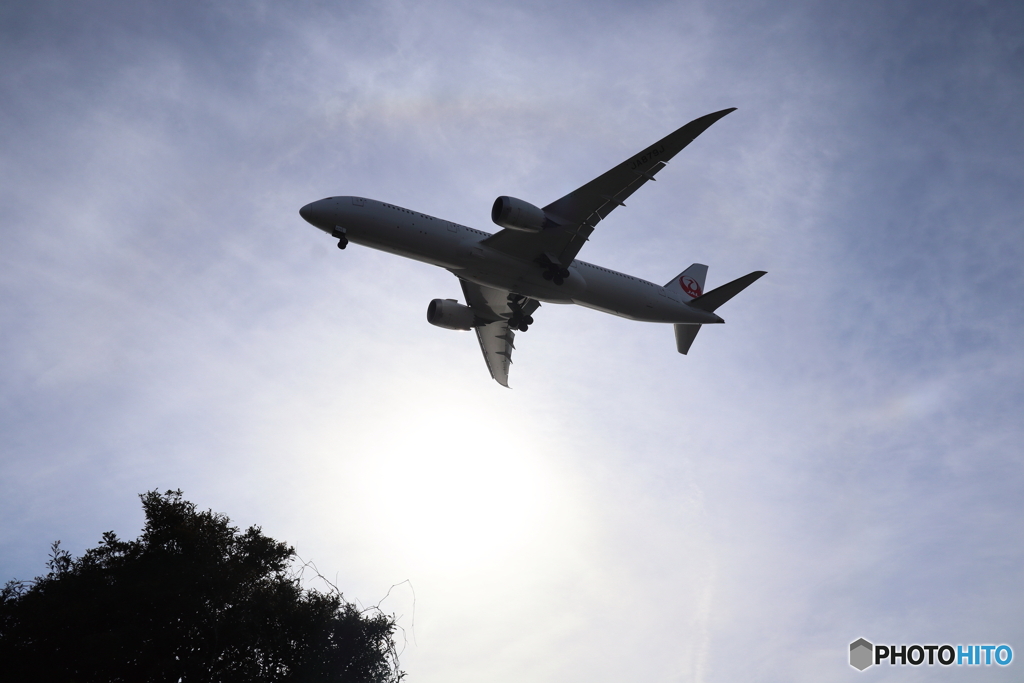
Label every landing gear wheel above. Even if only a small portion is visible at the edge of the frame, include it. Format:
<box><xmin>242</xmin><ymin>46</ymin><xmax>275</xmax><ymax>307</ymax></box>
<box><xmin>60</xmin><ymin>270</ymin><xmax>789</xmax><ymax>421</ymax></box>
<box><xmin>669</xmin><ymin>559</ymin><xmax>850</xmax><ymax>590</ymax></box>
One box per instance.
<box><xmin>519</xmin><ymin>323</ymin><xmax>529</xmax><ymax>332</ymax></box>
<box><xmin>524</xmin><ymin>315</ymin><xmax>534</xmax><ymax>325</ymax></box>
<box><xmin>331</xmin><ymin>229</ymin><xmax>348</xmax><ymax>249</ymax></box>
<box><xmin>553</xmin><ymin>275</ymin><xmax>564</xmax><ymax>285</ymax></box>
<box><xmin>542</xmin><ymin>270</ymin><xmax>554</xmax><ymax>280</ymax></box>
<box><xmin>559</xmin><ymin>268</ymin><xmax>570</xmax><ymax>278</ymax></box>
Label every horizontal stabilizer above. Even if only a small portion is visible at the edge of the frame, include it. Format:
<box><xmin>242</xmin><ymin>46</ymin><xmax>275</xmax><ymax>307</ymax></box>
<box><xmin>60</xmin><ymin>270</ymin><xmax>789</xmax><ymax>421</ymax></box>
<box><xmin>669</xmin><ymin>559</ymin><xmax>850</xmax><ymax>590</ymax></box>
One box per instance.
<box><xmin>674</xmin><ymin>324</ymin><xmax>701</xmax><ymax>354</ymax></box>
<box><xmin>688</xmin><ymin>271</ymin><xmax>767</xmax><ymax>313</ymax></box>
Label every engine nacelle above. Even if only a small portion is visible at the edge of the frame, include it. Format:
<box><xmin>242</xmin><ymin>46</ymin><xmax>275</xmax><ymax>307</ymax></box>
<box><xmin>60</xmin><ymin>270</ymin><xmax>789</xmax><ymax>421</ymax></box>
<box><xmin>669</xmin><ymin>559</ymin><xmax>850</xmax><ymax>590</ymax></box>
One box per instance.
<box><xmin>491</xmin><ymin>196</ymin><xmax>547</xmax><ymax>232</ymax></box>
<box><xmin>427</xmin><ymin>299</ymin><xmax>477</xmax><ymax>331</ymax></box>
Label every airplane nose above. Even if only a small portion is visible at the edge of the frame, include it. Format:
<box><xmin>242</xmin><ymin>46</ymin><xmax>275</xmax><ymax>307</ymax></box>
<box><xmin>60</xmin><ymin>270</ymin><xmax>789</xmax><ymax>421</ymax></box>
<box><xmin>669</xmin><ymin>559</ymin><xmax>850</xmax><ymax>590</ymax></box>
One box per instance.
<box><xmin>299</xmin><ymin>202</ymin><xmax>315</xmax><ymax>223</ymax></box>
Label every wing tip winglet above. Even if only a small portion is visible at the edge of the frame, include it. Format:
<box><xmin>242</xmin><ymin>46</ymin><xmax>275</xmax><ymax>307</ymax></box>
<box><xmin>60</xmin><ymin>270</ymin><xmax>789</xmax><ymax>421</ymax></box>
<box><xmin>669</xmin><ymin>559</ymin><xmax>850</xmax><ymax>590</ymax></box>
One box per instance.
<box><xmin>702</xmin><ymin>107</ymin><xmax>737</xmax><ymax>125</ymax></box>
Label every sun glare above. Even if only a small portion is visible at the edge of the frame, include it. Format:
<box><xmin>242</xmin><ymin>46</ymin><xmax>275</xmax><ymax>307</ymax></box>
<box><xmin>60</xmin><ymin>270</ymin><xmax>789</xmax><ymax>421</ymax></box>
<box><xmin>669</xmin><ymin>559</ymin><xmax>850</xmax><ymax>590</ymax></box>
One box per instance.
<box><xmin>345</xmin><ymin>398</ymin><xmax>564</xmax><ymax>572</ymax></box>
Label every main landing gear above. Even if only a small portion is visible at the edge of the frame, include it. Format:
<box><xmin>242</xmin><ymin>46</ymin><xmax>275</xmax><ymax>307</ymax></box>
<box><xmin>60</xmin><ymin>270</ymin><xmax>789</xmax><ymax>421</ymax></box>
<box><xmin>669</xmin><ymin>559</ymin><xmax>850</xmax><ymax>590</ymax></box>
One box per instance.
<box><xmin>508</xmin><ymin>297</ymin><xmax>534</xmax><ymax>332</ymax></box>
<box><xmin>535</xmin><ymin>255</ymin><xmax>570</xmax><ymax>285</ymax></box>
<box><xmin>508</xmin><ymin>314</ymin><xmax>533</xmax><ymax>333</ymax></box>
<box><xmin>542</xmin><ymin>267</ymin><xmax>570</xmax><ymax>285</ymax></box>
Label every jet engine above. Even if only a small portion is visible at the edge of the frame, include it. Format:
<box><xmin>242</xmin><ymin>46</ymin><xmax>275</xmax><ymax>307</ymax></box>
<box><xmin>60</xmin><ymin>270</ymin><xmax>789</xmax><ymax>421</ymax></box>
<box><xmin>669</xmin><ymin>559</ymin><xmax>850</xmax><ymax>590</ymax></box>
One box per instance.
<box><xmin>427</xmin><ymin>299</ymin><xmax>477</xmax><ymax>330</ymax></box>
<box><xmin>491</xmin><ymin>196</ymin><xmax>547</xmax><ymax>232</ymax></box>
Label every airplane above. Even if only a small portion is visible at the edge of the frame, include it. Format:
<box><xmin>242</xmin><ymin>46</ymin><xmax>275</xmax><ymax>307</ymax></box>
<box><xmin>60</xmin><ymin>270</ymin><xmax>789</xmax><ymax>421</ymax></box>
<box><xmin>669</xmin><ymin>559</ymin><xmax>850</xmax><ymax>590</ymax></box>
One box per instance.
<box><xmin>299</xmin><ymin>107</ymin><xmax>765</xmax><ymax>386</ymax></box>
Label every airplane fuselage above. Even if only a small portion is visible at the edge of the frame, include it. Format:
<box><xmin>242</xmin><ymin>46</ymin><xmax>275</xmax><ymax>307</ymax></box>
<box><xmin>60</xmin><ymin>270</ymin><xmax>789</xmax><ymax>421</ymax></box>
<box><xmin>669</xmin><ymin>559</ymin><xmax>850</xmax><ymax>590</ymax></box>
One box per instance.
<box><xmin>300</xmin><ymin>196</ymin><xmax>722</xmax><ymax>325</ymax></box>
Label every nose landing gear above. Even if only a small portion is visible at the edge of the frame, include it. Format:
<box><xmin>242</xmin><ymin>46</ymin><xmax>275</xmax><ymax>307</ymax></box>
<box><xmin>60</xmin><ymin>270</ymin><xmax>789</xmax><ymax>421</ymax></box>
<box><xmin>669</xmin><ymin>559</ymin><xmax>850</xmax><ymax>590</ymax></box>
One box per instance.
<box><xmin>331</xmin><ymin>228</ymin><xmax>348</xmax><ymax>250</ymax></box>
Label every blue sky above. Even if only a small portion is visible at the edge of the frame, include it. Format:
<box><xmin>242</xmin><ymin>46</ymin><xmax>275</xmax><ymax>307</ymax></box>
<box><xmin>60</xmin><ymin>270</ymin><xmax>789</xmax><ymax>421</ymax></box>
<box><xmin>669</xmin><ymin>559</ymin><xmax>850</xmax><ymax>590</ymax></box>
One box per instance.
<box><xmin>2</xmin><ymin>1</ymin><xmax>1022</xmax><ymax>681</ymax></box>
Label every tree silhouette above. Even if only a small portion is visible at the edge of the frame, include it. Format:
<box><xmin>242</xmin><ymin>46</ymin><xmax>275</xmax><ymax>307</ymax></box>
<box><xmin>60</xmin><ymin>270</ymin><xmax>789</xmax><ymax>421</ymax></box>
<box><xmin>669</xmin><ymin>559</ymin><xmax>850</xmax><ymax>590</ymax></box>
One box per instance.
<box><xmin>0</xmin><ymin>490</ymin><xmax>404</xmax><ymax>683</ymax></box>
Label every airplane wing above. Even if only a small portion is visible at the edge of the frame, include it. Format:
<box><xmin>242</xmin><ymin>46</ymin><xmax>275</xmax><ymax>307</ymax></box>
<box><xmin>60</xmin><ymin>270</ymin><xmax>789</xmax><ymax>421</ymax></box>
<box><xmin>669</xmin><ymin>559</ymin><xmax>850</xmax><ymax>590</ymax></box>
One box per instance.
<box><xmin>459</xmin><ymin>278</ymin><xmax>540</xmax><ymax>387</ymax></box>
<box><xmin>482</xmin><ymin>108</ymin><xmax>736</xmax><ymax>266</ymax></box>
<box><xmin>474</xmin><ymin>321</ymin><xmax>515</xmax><ymax>388</ymax></box>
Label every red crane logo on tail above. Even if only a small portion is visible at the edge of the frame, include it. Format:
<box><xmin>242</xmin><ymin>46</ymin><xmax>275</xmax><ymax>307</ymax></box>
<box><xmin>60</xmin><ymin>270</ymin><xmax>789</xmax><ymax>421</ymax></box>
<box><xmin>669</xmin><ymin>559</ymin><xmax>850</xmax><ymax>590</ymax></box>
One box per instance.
<box><xmin>680</xmin><ymin>275</ymin><xmax>702</xmax><ymax>298</ymax></box>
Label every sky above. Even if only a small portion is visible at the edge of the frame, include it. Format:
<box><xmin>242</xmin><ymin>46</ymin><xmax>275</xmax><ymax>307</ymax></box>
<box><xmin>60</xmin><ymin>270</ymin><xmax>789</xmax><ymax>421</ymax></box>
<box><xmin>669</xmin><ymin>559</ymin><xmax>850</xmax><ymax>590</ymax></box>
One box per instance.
<box><xmin>2</xmin><ymin>0</ymin><xmax>1022</xmax><ymax>681</ymax></box>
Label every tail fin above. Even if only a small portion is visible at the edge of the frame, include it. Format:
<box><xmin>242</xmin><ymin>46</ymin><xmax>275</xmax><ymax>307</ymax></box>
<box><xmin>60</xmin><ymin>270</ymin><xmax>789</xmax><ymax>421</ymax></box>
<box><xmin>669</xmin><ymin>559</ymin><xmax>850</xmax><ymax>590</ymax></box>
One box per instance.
<box><xmin>672</xmin><ymin>270</ymin><xmax>767</xmax><ymax>355</ymax></box>
<box><xmin>665</xmin><ymin>263</ymin><xmax>708</xmax><ymax>302</ymax></box>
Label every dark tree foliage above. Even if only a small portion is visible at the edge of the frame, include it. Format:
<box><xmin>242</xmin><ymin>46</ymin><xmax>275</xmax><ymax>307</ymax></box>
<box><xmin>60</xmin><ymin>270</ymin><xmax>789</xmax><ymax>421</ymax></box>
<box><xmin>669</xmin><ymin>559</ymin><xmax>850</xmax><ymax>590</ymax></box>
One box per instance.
<box><xmin>0</xmin><ymin>490</ymin><xmax>404</xmax><ymax>683</ymax></box>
